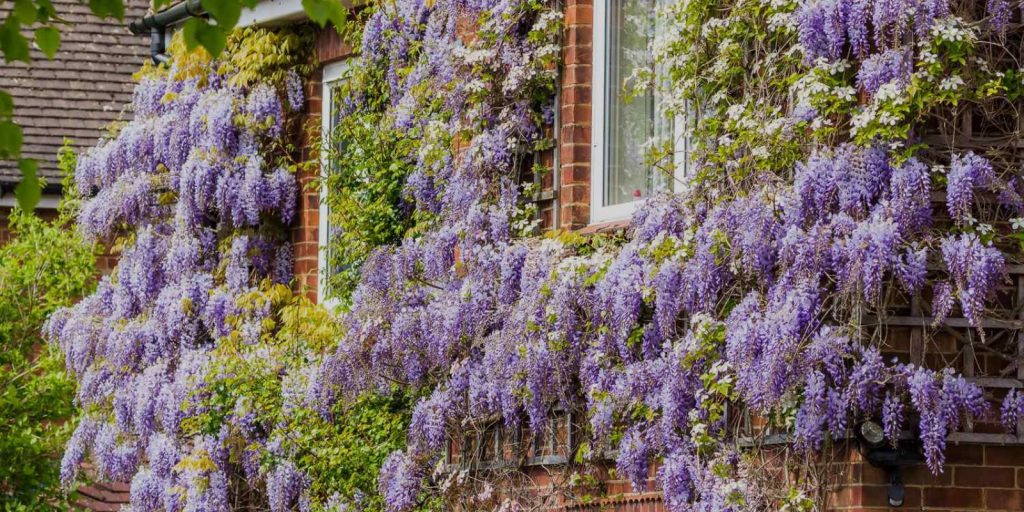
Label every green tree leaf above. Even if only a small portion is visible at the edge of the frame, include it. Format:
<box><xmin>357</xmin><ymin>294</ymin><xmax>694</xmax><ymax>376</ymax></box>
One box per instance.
<box><xmin>13</xmin><ymin>0</ymin><xmax>39</xmax><ymax>25</ymax></box>
<box><xmin>302</xmin><ymin>0</ymin><xmax>347</xmax><ymax>28</ymax></box>
<box><xmin>34</xmin><ymin>27</ymin><xmax>60</xmax><ymax>59</ymax></box>
<box><xmin>0</xmin><ymin>91</ymin><xmax>13</xmax><ymax>118</ymax></box>
<box><xmin>182</xmin><ymin>18</ymin><xmax>226</xmax><ymax>58</ymax></box>
<box><xmin>201</xmin><ymin>0</ymin><xmax>242</xmax><ymax>32</ymax></box>
<box><xmin>87</xmin><ymin>0</ymin><xmax>125</xmax><ymax>21</ymax></box>
<box><xmin>0</xmin><ymin>120</ymin><xmax>24</xmax><ymax>159</ymax></box>
<box><xmin>15</xmin><ymin>159</ymin><xmax>40</xmax><ymax>211</ymax></box>
<box><xmin>0</xmin><ymin>20</ymin><xmax>31</xmax><ymax>63</ymax></box>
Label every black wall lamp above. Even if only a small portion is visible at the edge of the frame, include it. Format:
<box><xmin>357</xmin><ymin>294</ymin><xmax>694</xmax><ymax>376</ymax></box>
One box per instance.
<box><xmin>857</xmin><ymin>420</ymin><xmax>924</xmax><ymax>507</ymax></box>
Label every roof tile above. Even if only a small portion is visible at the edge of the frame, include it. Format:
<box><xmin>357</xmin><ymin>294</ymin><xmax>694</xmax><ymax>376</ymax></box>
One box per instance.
<box><xmin>0</xmin><ymin>0</ymin><xmax>150</xmax><ymax>183</ymax></box>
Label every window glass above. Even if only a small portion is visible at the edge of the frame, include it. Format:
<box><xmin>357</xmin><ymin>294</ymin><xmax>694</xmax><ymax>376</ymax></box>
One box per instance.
<box><xmin>319</xmin><ymin>60</ymin><xmax>349</xmax><ymax>303</ymax></box>
<box><xmin>603</xmin><ymin>0</ymin><xmax>672</xmax><ymax>207</ymax></box>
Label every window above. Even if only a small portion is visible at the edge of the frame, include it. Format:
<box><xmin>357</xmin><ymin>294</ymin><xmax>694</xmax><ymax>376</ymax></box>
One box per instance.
<box><xmin>591</xmin><ymin>0</ymin><xmax>690</xmax><ymax>223</ymax></box>
<box><xmin>318</xmin><ymin>59</ymin><xmax>350</xmax><ymax>306</ymax></box>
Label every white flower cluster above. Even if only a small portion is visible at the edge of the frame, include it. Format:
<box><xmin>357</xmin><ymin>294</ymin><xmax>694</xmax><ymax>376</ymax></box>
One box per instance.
<box><xmin>930</xmin><ymin>16</ymin><xmax>975</xmax><ymax>45</ymax></box>
<box><xmin>939</xmin><ymin>75</ymin><xmax>965</xmax><ymax>91</ymax></box>
<box><xmin>791</xmin><ymin>59</ymin><xmax>854</xmax><ymax>129</ymax></box>
<box><xmin>850</xmin><ymin>82</ymin><xmax>908</xmax><ymax>136</ymax></box>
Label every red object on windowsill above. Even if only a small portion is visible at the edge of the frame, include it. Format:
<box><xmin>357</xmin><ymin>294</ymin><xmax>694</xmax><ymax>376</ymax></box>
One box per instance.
<box><xmin>633</xmin><ymin>189</ymin><xmax>642</xmax><ymax>198</ymax></box>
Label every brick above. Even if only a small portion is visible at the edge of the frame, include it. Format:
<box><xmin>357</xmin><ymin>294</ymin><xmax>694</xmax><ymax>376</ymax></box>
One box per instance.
<box><xmin>294</xmin><ymin>241</ymin><xmax>319</xmax><ymax>259</ymax></box>
<box><xmin>987</xmin><ymin>489</ymin><xmax>1024</xmax><ymax>510</ymax></box>
<box><xmin>903</xmin><ymin>465</ymin><xmax>952</xmax><ymax>486</ymax></box>
<box><xmin>853</xmin><ymin>463</ymin><xmax>889</xmax><ymax>486</ymax></box>
<box><xmin>294</xmin><ymin>259</ymin><xmax>316</xmax><ymax>274</ymax></box>
<box><xmin>560</xmin><ymin>204</ymin><xmax>590</xmax><ymax>228</ymax></box>
<box><xmin>562</xmin><ymin>64</ymin><xmax>592</xmax><ymax>87</ymax></box>
<box><xmin>565</xmin><ymin>25</ymin><xmax>592</xmax><ymax>46</ymax></box>
<box><xmin>833</xmin><ymin>485</ymin><xmax>922</xmax><ymax>509</ymax></box>
<box><xmin>945</xmin><ymin>444</ymin><xmax>984</xmax><ymax>465</ymax></box>
<box><xmin>560</xmin><ymin>124</ymin><xmax>592</xmax><ymax>144</ymax></box>
<box><xmin>562</xmin><ymin>85</ymin><xmax>592</xmax><ymax>106</ymax></box>
<box><xmin>561</xmin><ymin>184</ymin><xmax>590</xmax><ymax>203</ymax></box>
<box><xmin>316</xmin><ymin>25</ymin><xmax>355</xmax><ymax>63</ymax></box>
<box><xmin>829</xmin><ymin>485</ymin><xmax>863</xmax><ymax>506</ymax></box>
<box><xmin>565</xmin><ymin>3</ymin><xmax>593</xmax><ymax>26</ymax></box>
<box><xmin>560</xmin><ymin>164</ymin><xmax>590</xmax><ymax>185</ymax></box>
<box><xmin>857</xmin><ymin>485</ymin><xmax>902</xmax><ymax>507</ymax></box>
<box><xmin>561</xmin><ymin>103</ymin><xmax>593</xmax><ymax>124</ymax></box>
<box><xmin>564</xmin><ymin>45</ymin><xmax>592</xmax><ymax>65</ymax></box>
<box><xmin>956</xmin><ymin>466</ymin><xmax>1017</xmax><ymax>488</ymax></box>
<box><xmin>923</xmin><ymin>487</ymin><xmax>984</xmax><ymax>508</ymax></box>
<box><xmin>305</xmin><ymin>193</ymin><xmax>320</xmax><ymax>210</ymax></box>
<box><xmin>986</xmin><ymin>445</ymin><xmax>1024</xmax><ymax>466</ymax></box>
<box><xmin>306</xmin><ymin>98</ymin><xmax>322</xmax><ymax>115</ymax></box>
<box><xmin>560</xmin><ymin>143</ymin><xmax>591</xmax><ymax>165</ymax></box>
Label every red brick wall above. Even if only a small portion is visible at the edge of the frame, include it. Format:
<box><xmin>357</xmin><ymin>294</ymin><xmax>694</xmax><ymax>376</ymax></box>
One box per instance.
<box><xmin>559</xmin><ymin>0</ymin><xmax>593</xmax><ymax>230</ymax></box>
<box><xmin>292</xmin><ymin>66</ymin><xmax>322</xmax><ymax>303</ymax></box>
<box><xmin>826</xmin><ymin>444</ymin><xmax>1024</xmax><ymax>511</ymax></box>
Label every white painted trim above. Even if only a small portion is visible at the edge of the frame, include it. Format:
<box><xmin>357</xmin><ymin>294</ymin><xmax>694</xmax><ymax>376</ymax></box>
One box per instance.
<box><xmin>589</xmin><ymin>0</ymin><xmax>690</xmax><ymax>225</ymax></box>
<box><xmin>0</xmin><ymin>193</ymin><xmax>62</xmax><ymax>210</ymax></box>
<box><xmin>236</xmin><ymin>0</ymin><xmax>368</xmax><ymax>28</ymax></box>
<box><xmin>589</xmin><ymin>0</ymin><xmax>618</xmax><ymax>224</ymax></box>
<box><xmin>318</xmin><ymin>59</ymin><xmax>350</xmax><ymax>309</ymax></box>
<box><xmin>238</xmin><ymin>0</ymin><xmax>307</xmax><ymax>28</ymax></box>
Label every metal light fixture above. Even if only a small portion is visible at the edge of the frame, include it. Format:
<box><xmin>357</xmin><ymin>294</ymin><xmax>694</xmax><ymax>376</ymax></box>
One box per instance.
<box><xmin>859</xmin><ymin>420</ymin><xmax>885</xmax><ymax>448</ymax></box>
<box><xmin>856</xmin><ymin>420</ymin><xmax>921</xmax><ymax>509</ymax></box>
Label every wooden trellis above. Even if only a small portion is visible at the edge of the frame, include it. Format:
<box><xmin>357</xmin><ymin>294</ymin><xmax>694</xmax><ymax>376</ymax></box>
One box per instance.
<box><xmin>862</xmin><ymin>266</ymin><xmax>1024</xmax><ymax>444</ymax></box>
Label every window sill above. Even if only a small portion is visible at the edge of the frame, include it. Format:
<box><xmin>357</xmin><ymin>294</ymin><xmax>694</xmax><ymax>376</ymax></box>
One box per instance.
<box><xmin>579</xmin><ymin>218</ymin><xmax>631</xmax><ymax>235</ymax></box>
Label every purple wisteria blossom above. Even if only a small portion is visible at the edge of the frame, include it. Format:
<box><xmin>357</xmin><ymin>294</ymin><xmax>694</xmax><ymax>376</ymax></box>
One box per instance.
<box><xmin>941</xmin><ymin>233</ymin><xmax>1007</xmax><ymax>327</ymax></box>
<box><xmin>947</xmin><ymin>152</ymin><xmax>995</xmax><ymax>226</ymax></box>
<box><xmin>46</xmin><ymin>44</ymin><xmax>300</xmax><ymax>510</ymax></box>
<box><xmin>857</xmin><ymin>47</ymin><xmax>912</xmax><ymax>96</ymax></box>
<box><xmin>378</xmin><ymin>451</ymin><xmax>421</xmax><ymax>512</ymax></box>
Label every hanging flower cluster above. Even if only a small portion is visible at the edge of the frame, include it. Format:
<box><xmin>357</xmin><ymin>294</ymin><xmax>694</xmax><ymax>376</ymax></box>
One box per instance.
<box><xmin>49</xmin><ymin>0</ymin><xmax>1024</xmax><ymax>510</ymax></box>
<box><xmin>305</xmin><ymin>0</ymin><xmax>1019</xmax><ymax>510</ymax></box>
<box><xmin>45</xmin><ymin>30</ymin><xmax>307</xmax><ymax>511</ymax></box>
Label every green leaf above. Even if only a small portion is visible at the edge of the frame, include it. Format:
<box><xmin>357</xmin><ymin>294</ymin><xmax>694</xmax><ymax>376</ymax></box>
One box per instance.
<box><xmin>0</xmin><ymin>91</ymin><xmax>13</xmax><ymax>118</ymax></box>
<box><xmin>302</xmin><ymin>0</ymin><xmax>347</xmax><ymax>28</ymax></box>
<box><xmin>13</xmin><ymin>0</ymin><xmax>39</xmax><ymax>25</ymax></box>
<box><xmin>201</xmin><ymin>0</ymin><xmax>241</xmax><ymax>32</ymax></box>
<box><xmin>34</xmin><ymin>27</ymin><xmax>60</xmax><ymax>59</ymax></box>
<box><xmin>0</xmin><ymin>120</ymin><xmax>23</xmax><ymax>159</ymax></box>
<box><xmin>15</xmin><ymin>159</ymin><xmax>41</xmax><ymax>211</ymax></box>
<box><xmin>182</xmin><ymin>18</ymin><xmax>226</xmax><ymax>57</ymax></box>
<box><xmin>0</xmin><ymin>21</ymin><xmax>31</xmax><ymax>63</ymax></box>
<box><xmin>87</xmin><ymin>0</ymin><xmax>125</xmax><ymax>21</ymax></box>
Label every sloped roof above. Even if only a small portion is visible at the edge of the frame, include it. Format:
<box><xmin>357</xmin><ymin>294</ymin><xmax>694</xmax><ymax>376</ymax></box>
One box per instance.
<box><xmin>74</xmin><ymin>481</ymin><xmax>131</xmax><ymax>511</ymax></box>
<box><xmin>0</xmin><ymin>0</ymin><xmax>150</xmax><ymax>185</ymax></box>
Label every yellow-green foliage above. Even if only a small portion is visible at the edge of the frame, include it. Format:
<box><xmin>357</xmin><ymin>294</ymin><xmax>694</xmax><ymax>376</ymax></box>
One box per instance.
<box><xmin>134</xmin><ymin>26</ymin><xmax>317</xmax><ymax>91</ymax></box>
<box><xmin>189</xmin><ymin>281</ymin><xmax>413</xmax><ymax>511</ymax></box>
<box><xmin>224</xmin><ymin>26</ymin><xmax>318</xmax><ymax>89</ymax></box>
<box><xmin>133</xmin><ymin>32</ymin><xmax>212</xmax><ymax>84</ymax></box>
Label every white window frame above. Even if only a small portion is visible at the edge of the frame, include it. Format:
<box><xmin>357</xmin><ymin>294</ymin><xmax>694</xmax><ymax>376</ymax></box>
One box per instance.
<box><xmin>318</xmin><ymin>59</ymin><xmax>351</xmax><ymax>308</ymax></box>
<box><xmin>590</xmin><ymin>0</ymin><xmax>691</xmax><ymax>225</ymax></box>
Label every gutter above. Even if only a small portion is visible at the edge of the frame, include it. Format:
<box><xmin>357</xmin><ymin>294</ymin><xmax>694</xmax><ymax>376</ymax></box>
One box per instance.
<box><xmin>0</xmin><ymin>182</ymin><xmax>64</xmax><ymax>209</ymax></box>
<box><xmin>127</xmin><ymin>0</ymin><xmax>205</xmax><ymax>64</ymax></box>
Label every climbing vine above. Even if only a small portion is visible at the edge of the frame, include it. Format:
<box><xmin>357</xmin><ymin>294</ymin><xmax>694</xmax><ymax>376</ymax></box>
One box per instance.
<box><xmin>47</xmin><ymin>26</ymin><xmax>310</xmax><ymax>510</ymax></box>
<box><xmin>49</xmin><ymin>0</ymin><xmax>1024</xmax><ymax>511</ymax></box>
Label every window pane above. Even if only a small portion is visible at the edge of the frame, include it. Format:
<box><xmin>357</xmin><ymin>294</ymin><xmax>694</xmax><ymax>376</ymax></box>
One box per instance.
<box><xmin>324</xmin><ymin>80</ymin><xmax>344</xmax><ymax>281</ymax></box>
<box><xmin>604</xmin><ymin>0</ymin><xmax>668</xmax><ymax>207</ymax></box>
